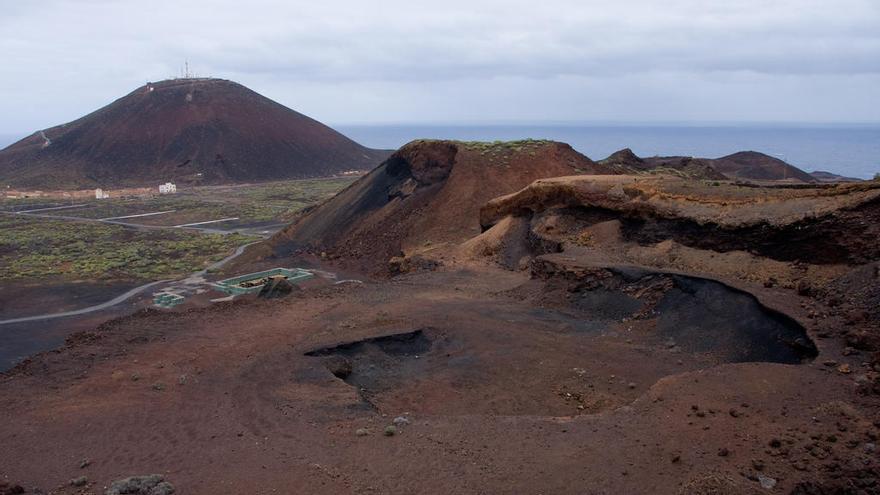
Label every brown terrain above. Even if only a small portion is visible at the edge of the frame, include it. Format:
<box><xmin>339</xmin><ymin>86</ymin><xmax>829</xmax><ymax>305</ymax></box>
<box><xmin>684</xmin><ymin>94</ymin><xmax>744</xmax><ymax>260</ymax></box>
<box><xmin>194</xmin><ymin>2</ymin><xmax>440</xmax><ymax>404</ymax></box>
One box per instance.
<box><xmin>598</xmin><ymin>148</ymin><xmax>728</xmax><ymax>180</ymax></box>
<box><xmin>252</xmin><ymin>139</ymin><xmax>615</xmax><ymax>272</ymax></box>
<box><xmin>711</xmin><ymin>151</ymin><xmax>817</xmax><ymax>183</ymax></box>
<box><xmin>598</xmin><ymin>148</ymin><xmax>826</xmax><ymax>184</ymax></box>
<box><xmin>810</xmin><ymin>171</ymin><xmax>864</xmax><ymax>183</ymax></box>
<box><xmin>2</xmin><ymin>140</ymin><xmax>880</xmax><ymax>495</ymax></box>
<box><xmin>0</xmin><ymin>78</ymin><xmax>390</xmax><ymax>189</ymax></box>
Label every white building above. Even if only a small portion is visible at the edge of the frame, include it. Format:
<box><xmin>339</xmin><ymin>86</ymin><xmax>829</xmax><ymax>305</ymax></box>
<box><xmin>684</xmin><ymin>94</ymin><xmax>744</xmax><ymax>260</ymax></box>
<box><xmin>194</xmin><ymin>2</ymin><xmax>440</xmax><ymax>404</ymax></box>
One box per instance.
<box><xmin>95</xmin><ymin>188</ymin><xmax>110</xmax><ymax>199</ymax></box>
<box><xmin>159</xmin><ymin>182</ymin><xmax>177</xmax><ymax>194</ymax></box>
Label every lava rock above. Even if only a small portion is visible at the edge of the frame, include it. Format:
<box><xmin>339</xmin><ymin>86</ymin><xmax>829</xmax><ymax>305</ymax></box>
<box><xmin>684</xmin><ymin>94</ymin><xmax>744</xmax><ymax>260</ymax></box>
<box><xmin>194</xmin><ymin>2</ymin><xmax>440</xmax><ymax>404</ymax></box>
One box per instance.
<box><xmin>257</xmin><ymin>276</ymin><xmax>299</xmax><ymax>299</ymax></box>
<box><xmin>325</xmin><ymin>356</ymin><xmax>353</xmax><ymax>379</ymax></box>
<box><xmin>757</xmin><ymin>475</ymin><xmax>777</xmax><ymax>489</ymax></box>
<box><xmin>0</xmin><ymin>483</ymin><xmax>24</xmax><ymax>495</ymax></box>
<box><xmin>105</xmin><ymin>475</ymin><xmax>174</xmax><ymax>495</ymax></box>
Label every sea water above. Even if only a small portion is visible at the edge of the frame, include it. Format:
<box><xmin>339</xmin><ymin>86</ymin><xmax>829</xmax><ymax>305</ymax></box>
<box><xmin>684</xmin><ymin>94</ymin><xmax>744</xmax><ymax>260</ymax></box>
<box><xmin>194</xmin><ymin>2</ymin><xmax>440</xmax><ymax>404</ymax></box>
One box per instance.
<box><xmin>336</xmin><ymin>123</ymin><xmax>880</xmax><ymax>179</ymax></box>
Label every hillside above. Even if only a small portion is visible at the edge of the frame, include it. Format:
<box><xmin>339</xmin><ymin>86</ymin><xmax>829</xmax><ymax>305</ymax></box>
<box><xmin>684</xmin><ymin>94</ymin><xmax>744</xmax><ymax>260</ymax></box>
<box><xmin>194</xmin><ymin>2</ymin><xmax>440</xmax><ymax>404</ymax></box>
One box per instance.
<box><xmin>0</xmin><ymin>78</ymin><xmax>390</xmax><ymax>189</ymax></box>
<box><xmin>810</xmin><ymin>170</ymin><xmax>863</xmax><ymax>183</ymax></box>
<box><xmin>259</xmin><ymin>139</ymin><xmax>616</xmax><ymax>270</ymax></box>
<box><xmin>598</xmin><ymin>148</ymin><xmax>727</xmax><ymax>180</ymax></box>
<box><xmin>711</xmin><ymin>151</ymin><xmax>816</xmax><ymax>182</ymax></box>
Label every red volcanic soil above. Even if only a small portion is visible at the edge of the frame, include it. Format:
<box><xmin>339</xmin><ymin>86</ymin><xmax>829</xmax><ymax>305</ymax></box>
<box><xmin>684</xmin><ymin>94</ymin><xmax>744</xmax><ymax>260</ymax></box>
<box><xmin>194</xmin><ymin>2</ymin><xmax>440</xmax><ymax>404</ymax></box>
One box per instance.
<box><xmin>0</xmin><ymin>78</ymin><xmax>390</xmax><ymax>189</ymax></box>
<box><xmin>3</xmin><ymin>144</ymin><xmax>880</xmax><ymax>493</ymax></box>
<box><xmin>711</xmin><ymin>151</ymin><xmax>816</xmax><ymax>183</ymax></box>
<box><xmin>255</xmin><ymin>139</ymin><xmax>617</xmax><ymax>272</ymax></box>
<box><xmin>1</xmin><ymin>255</ymin><xmax>878</xmax><ymax>494</ymax></box>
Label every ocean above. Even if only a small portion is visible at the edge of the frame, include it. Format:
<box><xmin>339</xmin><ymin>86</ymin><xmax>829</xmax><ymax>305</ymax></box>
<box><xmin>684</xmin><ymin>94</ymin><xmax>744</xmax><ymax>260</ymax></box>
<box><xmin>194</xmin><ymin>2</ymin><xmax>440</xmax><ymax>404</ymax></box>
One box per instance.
<box><xmin>3</xmin><ymin>123</ymin><xmax>878</xmax><ymax>179</ymax></box>
<box><xmin>336</xmin><ymin>124</ymin><xmax>880</xmax><ymax>180</ymax></box>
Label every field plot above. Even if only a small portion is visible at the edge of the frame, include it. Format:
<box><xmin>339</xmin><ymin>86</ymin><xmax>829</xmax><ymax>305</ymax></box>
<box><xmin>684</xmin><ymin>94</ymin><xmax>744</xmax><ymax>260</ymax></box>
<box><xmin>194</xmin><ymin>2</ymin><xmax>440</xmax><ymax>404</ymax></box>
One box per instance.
<box><xmin>35</xmin><ymin>177</ymin><xmax>357</xmax><ymax>227</ymax></box>
<box><xmin>0</xmin><ymin>215</ymin><xmax>251</xmax><ymax>281</ymax></box>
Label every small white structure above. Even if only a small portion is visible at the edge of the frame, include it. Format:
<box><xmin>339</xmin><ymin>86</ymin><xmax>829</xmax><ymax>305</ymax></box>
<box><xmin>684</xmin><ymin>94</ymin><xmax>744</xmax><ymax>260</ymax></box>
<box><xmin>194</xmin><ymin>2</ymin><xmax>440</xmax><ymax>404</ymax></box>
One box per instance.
<box><xmin>158</xmin><ymin>182</ymin><xmax>177</xmax><ymax>194</ymax></box>
<box><xmin>95</xmin><ymin>188</ymin><xmax>110</xmax><ymax>199</ymax></box>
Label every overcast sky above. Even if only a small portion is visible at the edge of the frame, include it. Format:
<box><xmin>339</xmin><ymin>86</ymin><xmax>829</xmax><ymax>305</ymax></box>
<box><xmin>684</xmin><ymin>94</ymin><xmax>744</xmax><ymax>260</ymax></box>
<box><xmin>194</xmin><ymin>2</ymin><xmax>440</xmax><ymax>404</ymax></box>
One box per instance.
<box><xmin>1</xmin><ymin>0</ymin><xmax>879</xmax><ymax>135</ymax></box>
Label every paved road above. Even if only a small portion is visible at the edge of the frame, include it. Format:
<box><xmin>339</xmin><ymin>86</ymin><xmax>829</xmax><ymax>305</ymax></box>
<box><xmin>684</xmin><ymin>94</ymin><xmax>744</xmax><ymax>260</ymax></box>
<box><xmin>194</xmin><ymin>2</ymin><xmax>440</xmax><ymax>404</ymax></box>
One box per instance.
<box><xmin>0</xmin><ymin>280</ymin><xmax>169</xmax><ymax>325</ymax></box>
<box><xmin>0</xmin><ymin>199</ymin><xmax>278</xmax><ymax>325</ymax></box>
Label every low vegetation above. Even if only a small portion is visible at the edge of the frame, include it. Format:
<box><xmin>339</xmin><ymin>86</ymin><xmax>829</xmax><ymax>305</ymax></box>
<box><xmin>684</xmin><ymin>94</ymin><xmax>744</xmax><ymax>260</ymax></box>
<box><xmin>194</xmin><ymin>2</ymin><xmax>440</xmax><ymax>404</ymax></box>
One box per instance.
<box><xmin>0</xmin><ymin>178</ymin><xmax>356</xmax><ymax>283</ymax></box>
<box><xmin>4</xmin><ymin>177</ymin><xmax>358</xmax><ymax>225</ymax></box>
<box><xmin>0</xmin><ymin>215</ymin><xmax>252</xmax><ymax>281</ymax></box>
<box><xmin>459</xmin><ymin>139</ymin><xmax>553</xmax><ymax>154</ymax></box>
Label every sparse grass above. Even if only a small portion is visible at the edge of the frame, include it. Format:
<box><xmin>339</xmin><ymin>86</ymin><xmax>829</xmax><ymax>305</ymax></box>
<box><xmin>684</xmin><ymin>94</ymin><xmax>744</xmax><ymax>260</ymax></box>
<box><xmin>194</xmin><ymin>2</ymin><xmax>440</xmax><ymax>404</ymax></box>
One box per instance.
<box><xmin>405</xmin><ymin>138</ymin><xmax>554</xmax><ymax>158</ymax></box>
<box><xmin>459</xmin><ymin>139</ymin><xmax>553</xmax><ymax>156</ymax></box>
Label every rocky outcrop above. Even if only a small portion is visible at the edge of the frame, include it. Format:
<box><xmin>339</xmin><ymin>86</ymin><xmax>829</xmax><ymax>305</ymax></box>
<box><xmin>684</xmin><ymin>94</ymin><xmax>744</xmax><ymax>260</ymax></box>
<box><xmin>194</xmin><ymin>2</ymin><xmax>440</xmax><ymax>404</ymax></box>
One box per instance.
<box><xmin>257</xmin><ymin>276</ymin><xmax>298</xmax><ymax>299</ymax></box>
<box><xmin>479</xmin><ymin>175</ymin><xmax>880</xmax><ymax>265</ymax></box>
<box><xmin>105</xmin><ymin>475</ymin><xmax>174</xmax><ymax>495</ymax></box>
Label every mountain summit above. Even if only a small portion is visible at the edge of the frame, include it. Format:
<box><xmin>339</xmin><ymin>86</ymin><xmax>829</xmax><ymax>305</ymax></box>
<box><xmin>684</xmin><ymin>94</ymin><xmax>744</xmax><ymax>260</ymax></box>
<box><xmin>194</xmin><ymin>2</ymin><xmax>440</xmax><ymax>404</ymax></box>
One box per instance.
<box><xmin>0</xmin><ymin>78</ymin><xmax>389</xmax><ymax>189</ymax></box>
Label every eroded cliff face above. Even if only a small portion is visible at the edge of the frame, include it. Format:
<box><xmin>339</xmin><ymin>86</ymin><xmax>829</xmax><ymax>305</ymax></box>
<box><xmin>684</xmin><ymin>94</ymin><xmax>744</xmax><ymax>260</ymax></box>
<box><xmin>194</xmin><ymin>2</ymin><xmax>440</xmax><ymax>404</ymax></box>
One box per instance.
<box><xmin>461</xmin><ymin>174</ymin><xmax>880</xmax><ymax>360</ymax></box>
<box><xmin>478</xmin><ymin>176</ymin><xmax>880</xmax><ymax>264</ymax></box>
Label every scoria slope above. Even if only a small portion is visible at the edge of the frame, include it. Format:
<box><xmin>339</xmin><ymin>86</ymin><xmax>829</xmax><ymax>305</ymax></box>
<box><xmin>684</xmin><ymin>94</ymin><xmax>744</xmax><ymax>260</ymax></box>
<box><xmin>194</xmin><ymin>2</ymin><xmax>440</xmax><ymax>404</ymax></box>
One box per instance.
<box><xmin>0</xmin><ymin>78</ymin><xmax>390</xmax><ymax>189</ymax></box>
<box><xmin>258</xmin><ymin>139</ymin><xmax>617</xmax><ymax>272</ymax></box>
<box><xmin>711</xmin><ymin>151</ymin><xmax>816</xmax><ymax>183</ymax></box>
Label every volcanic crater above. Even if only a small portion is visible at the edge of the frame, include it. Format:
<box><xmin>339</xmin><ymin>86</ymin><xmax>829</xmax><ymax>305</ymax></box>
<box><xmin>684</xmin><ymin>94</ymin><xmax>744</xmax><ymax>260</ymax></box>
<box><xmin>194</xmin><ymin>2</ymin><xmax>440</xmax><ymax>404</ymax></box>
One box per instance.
<box><xmin>302</xmin><ymin>265</ymin><xmax>816</xmax><ymax>418</ymax></box>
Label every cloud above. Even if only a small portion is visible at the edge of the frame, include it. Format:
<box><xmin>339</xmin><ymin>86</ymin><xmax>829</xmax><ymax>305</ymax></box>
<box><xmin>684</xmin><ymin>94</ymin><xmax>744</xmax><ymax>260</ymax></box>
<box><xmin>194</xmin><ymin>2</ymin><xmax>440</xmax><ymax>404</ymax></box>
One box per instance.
<box><xmin>0</xmin><ymin>0</ymin><xmax>878</xmax><ymax>131</ymax></box>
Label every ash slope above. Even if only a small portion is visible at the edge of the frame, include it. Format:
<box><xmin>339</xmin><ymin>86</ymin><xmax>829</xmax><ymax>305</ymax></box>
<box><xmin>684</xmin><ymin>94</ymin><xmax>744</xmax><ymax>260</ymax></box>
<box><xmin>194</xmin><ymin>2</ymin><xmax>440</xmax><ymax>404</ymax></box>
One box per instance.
<box><xmin>0</xmin><ymin>78</ymin><xmax>390</xmax><ymax>189</ymax></box>
<box><xmin>260</xmin><ymin>139</ymin><xmax>616</xmax><ymax>270</ymax></box>
<box><xmin>711</xmin><ymin>151</ymin><xmax>816</xmax><ymax>182</ymax></box>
